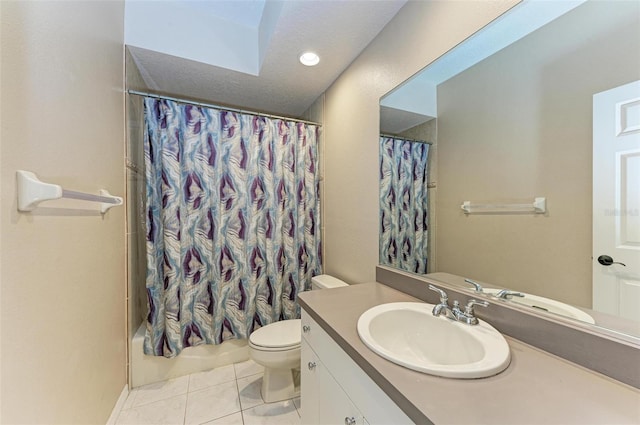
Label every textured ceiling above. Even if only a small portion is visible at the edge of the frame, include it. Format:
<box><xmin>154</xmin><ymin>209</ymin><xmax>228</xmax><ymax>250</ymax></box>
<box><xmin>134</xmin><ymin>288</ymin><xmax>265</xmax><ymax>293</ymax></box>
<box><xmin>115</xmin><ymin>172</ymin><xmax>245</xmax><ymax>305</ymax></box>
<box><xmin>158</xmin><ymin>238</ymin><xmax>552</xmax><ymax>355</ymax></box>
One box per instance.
<box><xmin>127</xmin><ymin>0</ymin><xmax>407</xmax><ymax>118</ymax></box>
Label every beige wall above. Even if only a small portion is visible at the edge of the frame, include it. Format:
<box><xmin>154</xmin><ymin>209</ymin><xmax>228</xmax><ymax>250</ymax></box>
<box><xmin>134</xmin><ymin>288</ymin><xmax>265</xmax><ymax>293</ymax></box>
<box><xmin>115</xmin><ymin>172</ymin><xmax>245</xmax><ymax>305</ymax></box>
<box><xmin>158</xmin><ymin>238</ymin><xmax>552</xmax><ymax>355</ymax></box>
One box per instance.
<box><xmin>322</xmin><ymin>0</ymin><xmax>518</xmax><ymax>284</ymax></box>
<box><xmin>1</xmin><ymin>1</ymin><xmax>126</xmax><ymax>423</ymax></box>
<box><xmin>436</xmin><ymin>1</ymin><xmax>640</xmax><ymax>308</ymax></box>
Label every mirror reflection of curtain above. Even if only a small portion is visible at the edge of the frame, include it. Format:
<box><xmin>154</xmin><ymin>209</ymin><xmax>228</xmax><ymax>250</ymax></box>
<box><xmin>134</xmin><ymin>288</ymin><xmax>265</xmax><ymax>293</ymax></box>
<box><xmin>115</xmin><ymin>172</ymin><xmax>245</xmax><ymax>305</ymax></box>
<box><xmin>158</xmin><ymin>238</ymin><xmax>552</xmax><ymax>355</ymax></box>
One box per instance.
<box><xmin>143</xmin><ymin>97</ymin><xmax>322</xmax><ymax>358</ymax></box>
<box><xmin>379</xmin><ymin>136</ymin><xmax>430</xmax><ymax>274</ymax></box>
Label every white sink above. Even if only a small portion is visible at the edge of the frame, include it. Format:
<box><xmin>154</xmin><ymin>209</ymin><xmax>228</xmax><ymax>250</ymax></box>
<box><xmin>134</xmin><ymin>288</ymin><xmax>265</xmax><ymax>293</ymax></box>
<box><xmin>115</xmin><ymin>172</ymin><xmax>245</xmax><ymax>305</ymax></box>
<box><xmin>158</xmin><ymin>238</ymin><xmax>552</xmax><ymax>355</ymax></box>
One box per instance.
<box><xmin>357</xmin><ymin>302</ymin><xmax>510</xmax><ymax>379</ymax></box>
<box><xmin>484</xmin><ymin>289</ymin><xmax>595</xmax><ymax>324</ymax></box>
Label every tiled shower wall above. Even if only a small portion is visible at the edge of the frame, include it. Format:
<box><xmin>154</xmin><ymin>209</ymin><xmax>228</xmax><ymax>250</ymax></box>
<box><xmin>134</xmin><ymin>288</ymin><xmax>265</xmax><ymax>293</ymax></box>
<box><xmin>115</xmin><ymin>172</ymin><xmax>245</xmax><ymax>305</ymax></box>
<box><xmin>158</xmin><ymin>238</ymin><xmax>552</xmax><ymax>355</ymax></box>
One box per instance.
<box><xmin>126</xmin><ymin>48</ymin><xmax>149</xmax><ymax>347</ymax></box>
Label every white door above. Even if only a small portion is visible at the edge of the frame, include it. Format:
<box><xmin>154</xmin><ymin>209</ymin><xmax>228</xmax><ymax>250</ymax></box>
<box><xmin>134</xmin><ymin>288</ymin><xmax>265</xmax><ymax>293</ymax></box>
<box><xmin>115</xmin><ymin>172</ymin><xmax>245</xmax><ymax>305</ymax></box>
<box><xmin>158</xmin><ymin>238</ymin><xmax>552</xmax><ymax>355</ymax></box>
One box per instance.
<box><xmin>593</xmin><ymin>80</ymin><xmax>640</xmax><ymax>321</ymax></box>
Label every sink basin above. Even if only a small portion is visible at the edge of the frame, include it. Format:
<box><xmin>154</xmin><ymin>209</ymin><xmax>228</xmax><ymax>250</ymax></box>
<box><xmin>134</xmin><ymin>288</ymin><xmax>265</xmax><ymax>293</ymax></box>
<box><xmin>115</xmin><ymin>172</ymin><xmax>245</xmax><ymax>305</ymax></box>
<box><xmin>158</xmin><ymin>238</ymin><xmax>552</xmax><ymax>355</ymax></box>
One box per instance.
<box><xmin>484</xmin><ymin>289</ymin><xmax>595</xmax><ymax>324</ymax></box>
<box><xmin>357</xmin><ymin>302</ymin><xmax>510</xmax><ymax>379</ymax></box>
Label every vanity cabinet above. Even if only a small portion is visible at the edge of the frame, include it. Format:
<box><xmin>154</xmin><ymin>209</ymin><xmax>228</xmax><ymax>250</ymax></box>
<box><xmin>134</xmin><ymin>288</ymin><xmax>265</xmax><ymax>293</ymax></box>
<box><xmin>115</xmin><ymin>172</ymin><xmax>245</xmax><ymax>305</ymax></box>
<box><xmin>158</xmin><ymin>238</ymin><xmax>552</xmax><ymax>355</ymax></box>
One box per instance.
<box><xmin>301</xmin><ymin>340</ymin><xmax>366</xmax><ymax>425</ymax></box>
<box><xmin>300</xmin><ymin>310</ymin><xmax>412</xmax><ymax>425</ymax></box>
<box><xmin>300</xmin><ymin>339</ymin><xmax>321</xmax><ymax>423</ymax></box>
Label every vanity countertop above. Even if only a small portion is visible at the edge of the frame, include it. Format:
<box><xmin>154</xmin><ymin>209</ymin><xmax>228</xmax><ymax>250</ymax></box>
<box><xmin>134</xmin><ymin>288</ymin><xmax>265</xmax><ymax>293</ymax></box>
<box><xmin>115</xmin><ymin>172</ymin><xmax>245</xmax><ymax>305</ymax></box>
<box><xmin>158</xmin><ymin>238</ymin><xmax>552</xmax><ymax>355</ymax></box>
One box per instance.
<box><xmin>298</xmin><ymin>282</ymin><xmax>640</xmax><ymax>425</ymax></box>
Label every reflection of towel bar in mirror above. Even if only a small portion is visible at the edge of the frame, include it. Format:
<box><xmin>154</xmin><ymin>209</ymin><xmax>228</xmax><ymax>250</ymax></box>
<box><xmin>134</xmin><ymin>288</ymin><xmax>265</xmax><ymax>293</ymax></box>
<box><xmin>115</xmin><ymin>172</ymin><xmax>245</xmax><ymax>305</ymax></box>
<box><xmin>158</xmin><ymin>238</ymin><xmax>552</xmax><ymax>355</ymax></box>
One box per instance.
<box><xmin>461</xmin><ymin>197</ymin><xmax>546</xmax><ymax>214</ymax></box>
<box><xmin>17</xmin><ymin>170</ymin><xmax>123</xmax><ymax>214</ymax></box>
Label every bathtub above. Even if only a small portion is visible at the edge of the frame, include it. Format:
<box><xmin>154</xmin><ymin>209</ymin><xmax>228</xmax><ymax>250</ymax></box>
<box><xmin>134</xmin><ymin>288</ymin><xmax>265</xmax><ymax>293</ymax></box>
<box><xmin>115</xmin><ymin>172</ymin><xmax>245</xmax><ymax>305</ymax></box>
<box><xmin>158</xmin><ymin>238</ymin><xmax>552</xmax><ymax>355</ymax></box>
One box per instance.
<box><xmin>130</xmin><ymin>323</ymin><xmax>249</xmax><ymax>388</ymax></box>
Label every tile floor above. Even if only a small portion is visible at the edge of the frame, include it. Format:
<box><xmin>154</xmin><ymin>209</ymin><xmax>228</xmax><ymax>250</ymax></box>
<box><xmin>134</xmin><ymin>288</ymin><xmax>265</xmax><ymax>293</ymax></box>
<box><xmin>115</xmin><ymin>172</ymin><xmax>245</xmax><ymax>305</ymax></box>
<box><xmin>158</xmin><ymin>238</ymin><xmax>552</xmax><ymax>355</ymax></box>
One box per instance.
<box><xmin>116</xmin><ymin>359</ymin><xmax>301</xmax><ymax>425</ymax></box>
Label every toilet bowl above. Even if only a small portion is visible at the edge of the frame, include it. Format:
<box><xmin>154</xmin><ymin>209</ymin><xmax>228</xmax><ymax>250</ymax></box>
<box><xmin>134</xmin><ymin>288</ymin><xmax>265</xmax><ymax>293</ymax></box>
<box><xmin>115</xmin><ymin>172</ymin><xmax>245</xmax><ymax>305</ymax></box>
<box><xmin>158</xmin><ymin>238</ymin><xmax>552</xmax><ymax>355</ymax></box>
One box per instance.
<box><xmin>248</xmin><ymin>274</ymin><xmax>348</xmax><ymax>403</ymax></box>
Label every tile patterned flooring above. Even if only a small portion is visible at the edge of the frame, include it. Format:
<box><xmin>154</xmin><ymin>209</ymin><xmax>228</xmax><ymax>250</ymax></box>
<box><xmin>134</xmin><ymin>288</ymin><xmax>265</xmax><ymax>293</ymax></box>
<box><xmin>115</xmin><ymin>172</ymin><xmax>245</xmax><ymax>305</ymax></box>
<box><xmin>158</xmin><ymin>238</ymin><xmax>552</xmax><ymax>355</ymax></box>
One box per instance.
<box><xmin>116</xmin><ymin>359</ymin><xmax>301</xmax><ymax>425</ymax></box>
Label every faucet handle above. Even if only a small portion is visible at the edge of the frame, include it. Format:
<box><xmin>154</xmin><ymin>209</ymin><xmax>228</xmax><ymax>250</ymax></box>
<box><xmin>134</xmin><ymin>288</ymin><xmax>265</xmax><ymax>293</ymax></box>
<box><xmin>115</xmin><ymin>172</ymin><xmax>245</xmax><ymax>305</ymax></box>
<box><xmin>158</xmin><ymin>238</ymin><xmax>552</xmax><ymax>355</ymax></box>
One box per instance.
<box><xmin>464</xmin><ymin>299</ymin><xmax>489</xmax><ymax>315</ymax></box>
<box><xmin>428</xmin><ymin>284</ymin><xmax>448</xmax><ymax>302</ymax></box>
<box><xmin>495</xmin><ymin>289</ymin><xmax>525</xmax><ymax>299</ymax></box>
<box><xmin>464</xmin><ymin>278</ymin><xmax>483</xmax><ymax>292</ymax></box>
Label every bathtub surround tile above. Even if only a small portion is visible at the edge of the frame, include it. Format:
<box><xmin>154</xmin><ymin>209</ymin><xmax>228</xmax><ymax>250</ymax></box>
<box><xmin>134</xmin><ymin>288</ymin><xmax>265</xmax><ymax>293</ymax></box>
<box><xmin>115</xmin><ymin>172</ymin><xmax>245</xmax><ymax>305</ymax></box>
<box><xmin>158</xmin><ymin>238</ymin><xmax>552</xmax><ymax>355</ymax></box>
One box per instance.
<box><xmin>185</xmin><ymin>380</ymin><xmax>241</xmax><ymax>425</ymax></box>
<box><xmin>237</xmin><ymin>373</ymin><xmax>264</xmax><ymax>410</ymax></box>
<box><xmin>234</xmin><ymin>359</ymin><xmax>264</xmax><ymax>379</ymax></box>
<box><xmin>132</xmin><ymin>375</ymin><xmax>190</xmax><ymax>407</ymax></box>
<box><xmin>203</xmin><ymin>412</ymin><xmax>245</xmax><ymax>425</ymax></box>
<box><xmin>116</xmin><ymin>394</ymin><xmax>187</xmax><ymax>425</ymax></box>
<box><xmin>189</xmin><ymin>364</ymin><xmax>237</xmax><ymax>392</ymax></box>
<box><xmin>242</xmin><ymin>400</ymin><xmax>300</xmax><ymax>425</ymax></box>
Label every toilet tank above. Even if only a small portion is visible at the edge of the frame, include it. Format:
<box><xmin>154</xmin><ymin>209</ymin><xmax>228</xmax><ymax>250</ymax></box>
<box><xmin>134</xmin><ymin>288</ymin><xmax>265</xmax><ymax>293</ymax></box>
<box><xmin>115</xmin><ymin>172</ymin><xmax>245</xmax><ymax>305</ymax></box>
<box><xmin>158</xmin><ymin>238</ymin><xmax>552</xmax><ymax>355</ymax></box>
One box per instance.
<box><xmin>311</xmin><ymin>274</ymin><xmax>348</xmax><ymax>290</ymax></box>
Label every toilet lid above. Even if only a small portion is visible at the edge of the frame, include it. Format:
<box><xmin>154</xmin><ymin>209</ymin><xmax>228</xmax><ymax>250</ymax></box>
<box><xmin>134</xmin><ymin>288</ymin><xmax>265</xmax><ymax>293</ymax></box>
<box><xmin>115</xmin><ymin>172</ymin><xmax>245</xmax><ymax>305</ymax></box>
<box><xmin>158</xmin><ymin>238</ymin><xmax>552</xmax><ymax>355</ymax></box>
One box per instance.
<box><xmin>249</xmin><ymin>319</ymin><xmax>301</xmax><ymax>349</ymax></box>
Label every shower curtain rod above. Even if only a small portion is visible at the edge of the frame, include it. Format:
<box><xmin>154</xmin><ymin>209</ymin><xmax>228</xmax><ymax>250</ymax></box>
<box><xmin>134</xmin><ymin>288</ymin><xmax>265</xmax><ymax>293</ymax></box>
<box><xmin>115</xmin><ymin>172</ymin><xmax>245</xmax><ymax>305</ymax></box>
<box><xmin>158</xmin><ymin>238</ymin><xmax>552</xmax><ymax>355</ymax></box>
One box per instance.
<box><xmin>127</xmin><ymin>90</ymin><xmax>322</xmax><ymax>127</ymax></box>
<box><xmin>380</xmin><ymin>133</ymin><xmax>433</xmax><ymax>145</ymax></box>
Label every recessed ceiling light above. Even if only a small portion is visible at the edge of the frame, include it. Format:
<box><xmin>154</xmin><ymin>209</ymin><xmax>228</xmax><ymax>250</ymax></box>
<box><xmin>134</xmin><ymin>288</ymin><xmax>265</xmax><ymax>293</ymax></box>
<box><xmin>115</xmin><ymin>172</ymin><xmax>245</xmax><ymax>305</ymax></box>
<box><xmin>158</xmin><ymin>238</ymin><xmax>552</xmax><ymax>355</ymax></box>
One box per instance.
<box><xmin>299</xmin><ymin>52</ymin><xmax>320</xmax><ymax>67</ymax></box>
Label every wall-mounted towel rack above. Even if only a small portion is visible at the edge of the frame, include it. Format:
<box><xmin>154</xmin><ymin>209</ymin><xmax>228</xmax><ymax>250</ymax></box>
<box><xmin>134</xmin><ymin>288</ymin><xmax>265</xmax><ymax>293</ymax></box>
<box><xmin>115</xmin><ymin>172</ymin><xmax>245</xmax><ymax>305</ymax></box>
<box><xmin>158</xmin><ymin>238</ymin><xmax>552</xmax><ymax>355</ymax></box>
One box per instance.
<box><xmin>17</xmin><ymin>170</ymin><xmax>123</xmax><ymax>214</ymax></box>
<box><xmin>461</xmin><ymin>197</ymin><xmax>546</xmax><ymax>214</ymax></box>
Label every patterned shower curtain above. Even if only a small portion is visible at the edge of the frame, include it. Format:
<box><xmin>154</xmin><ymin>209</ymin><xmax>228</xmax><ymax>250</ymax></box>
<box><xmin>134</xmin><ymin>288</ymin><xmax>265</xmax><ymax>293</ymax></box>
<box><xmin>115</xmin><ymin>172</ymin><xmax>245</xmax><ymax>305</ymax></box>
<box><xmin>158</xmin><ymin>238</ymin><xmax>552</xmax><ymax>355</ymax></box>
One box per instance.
<box><xmin>379</xmin><ymin>136</ymin><xmax>430</xmax><ymax>274</ymax></box>
<box><xmin>143</xmin><ymin>98</ymin><xmax>322</xmax><ymax>357</ymax></box>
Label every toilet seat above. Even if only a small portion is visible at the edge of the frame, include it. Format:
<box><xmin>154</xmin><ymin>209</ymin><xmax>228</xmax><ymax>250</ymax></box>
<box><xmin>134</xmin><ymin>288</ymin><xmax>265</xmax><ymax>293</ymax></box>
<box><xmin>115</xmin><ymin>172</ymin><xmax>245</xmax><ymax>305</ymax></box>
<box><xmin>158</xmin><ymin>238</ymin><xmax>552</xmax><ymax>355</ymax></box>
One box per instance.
<box><xmin>248</xmin><ymin>319</ymin><xmax>301</xmax><ymax>350</ymax></box>
<box><xmin>249</xmin><ymin>342</ymin><xmax>301</xmax><ymax>353</ymax></box>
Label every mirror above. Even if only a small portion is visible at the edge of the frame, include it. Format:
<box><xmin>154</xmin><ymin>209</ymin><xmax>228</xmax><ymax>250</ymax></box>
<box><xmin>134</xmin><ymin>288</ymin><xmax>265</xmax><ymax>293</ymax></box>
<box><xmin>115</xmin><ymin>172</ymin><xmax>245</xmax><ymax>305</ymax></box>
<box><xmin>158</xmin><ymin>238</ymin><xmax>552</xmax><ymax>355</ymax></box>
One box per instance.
<box><xmin>379</xmin><ymin>0</ymin><xmax>640</xmax><ymax>338</ymax></box>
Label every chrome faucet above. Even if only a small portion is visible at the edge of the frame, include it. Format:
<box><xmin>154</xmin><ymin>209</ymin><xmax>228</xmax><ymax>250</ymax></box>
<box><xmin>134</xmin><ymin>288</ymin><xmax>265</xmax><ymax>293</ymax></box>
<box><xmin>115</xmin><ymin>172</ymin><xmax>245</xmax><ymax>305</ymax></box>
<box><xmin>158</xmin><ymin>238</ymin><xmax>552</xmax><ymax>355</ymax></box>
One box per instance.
<box><xmin>494</xmin><ymin>289</ymin><xmax>525</xmax><ymax>300</ymax></box>
<box><xmin>428</xmin><ymin>285</ymin><xmax>489</xmax><ymax>325</ymax></box>
<box><xmin>428</xmin><ymin>284</ymin><xmax>457</xmax><ymax>320</ymax></box>
<box><xmin>464</xmin><ymin>278</ymin><xmax>483</xmax><ymax>292</ymax></box>
<box><xmin>452</xmin><ymin>299</ymin><xmax>489</xmax><ymax>325</ymax></box>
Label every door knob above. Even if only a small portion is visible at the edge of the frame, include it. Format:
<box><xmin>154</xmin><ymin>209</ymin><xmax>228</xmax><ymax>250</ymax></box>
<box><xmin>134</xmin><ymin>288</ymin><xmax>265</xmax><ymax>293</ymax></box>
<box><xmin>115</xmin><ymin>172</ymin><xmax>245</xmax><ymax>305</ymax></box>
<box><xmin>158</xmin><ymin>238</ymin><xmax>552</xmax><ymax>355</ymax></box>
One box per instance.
<box><xmin>597</xmin><ymin>255</ymin><xmax>626</xmax><ymax>267</ymax></box>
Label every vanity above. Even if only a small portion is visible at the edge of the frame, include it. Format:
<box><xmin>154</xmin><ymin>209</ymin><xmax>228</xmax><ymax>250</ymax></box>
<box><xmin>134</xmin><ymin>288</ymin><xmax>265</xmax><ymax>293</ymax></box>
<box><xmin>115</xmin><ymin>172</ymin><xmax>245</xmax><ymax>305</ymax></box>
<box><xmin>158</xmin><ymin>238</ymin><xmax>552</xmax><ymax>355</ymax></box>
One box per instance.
<box><xmin>301</xmin><ymin>2</ymin><xmax>640</xmax><ymax>422</ymax></box>
<box><xmin>298</xmin><ymin>279</ymin><xmax>640</xmax><ymax>425</ymax></box>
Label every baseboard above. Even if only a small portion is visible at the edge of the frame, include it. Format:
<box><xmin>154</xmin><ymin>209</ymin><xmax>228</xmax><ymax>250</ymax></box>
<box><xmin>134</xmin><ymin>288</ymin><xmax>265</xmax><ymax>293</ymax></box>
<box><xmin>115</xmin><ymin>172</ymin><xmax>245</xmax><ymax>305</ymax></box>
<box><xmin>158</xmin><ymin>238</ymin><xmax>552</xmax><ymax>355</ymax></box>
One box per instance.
<box><xmin>106</xmin><ymin>384</ymin><xmax>129</xmax><ymax>425</ymax></box>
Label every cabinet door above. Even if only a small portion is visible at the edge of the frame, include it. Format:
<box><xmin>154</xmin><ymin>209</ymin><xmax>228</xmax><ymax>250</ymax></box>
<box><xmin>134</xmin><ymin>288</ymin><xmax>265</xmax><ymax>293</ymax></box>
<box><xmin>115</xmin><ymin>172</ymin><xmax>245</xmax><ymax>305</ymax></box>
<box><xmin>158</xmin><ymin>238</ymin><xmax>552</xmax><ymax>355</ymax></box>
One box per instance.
<box><xmin>318</xmin><ymin>365</ymin><xmax>365</xmax><ymax>425</ymax></box>
<box><xmin>301</xmin><ymin>340</ymin><xmax>320</xmax><ymax>424</ymax></box>
<box><xmin>301</xmin><ymin>310</ymin><xmax>412</xmax><ymax>425</ymax></box>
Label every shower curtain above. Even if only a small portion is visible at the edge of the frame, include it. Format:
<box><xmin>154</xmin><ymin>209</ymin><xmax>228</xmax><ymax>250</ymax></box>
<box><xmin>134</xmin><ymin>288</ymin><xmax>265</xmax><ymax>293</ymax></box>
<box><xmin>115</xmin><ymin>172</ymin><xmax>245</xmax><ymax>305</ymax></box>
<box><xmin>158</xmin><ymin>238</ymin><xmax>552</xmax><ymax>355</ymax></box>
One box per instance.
<box><xmin>143</xmin><ymin>97</ymin><xmax>322</xmax><ymax>357</ymax></box>
<box><xmin>379</xmin><ymin>136</ymin><xmax>430</xmax><ymax>274</ymax></box>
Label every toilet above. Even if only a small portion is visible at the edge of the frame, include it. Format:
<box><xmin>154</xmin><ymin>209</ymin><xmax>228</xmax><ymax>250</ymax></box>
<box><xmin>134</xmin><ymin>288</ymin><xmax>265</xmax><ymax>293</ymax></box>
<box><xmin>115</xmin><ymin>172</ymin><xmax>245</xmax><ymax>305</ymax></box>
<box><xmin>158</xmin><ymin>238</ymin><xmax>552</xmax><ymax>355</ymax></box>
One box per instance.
<box><xmin>248</xmin><ymin>274</ymin><xmax>348</xmax><ymax>403</ymax></box>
